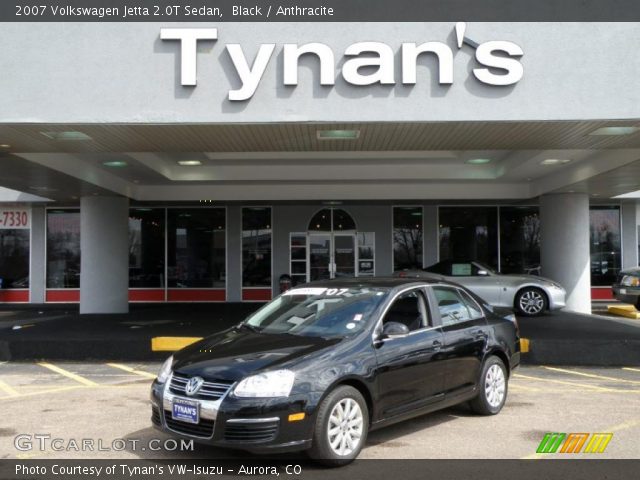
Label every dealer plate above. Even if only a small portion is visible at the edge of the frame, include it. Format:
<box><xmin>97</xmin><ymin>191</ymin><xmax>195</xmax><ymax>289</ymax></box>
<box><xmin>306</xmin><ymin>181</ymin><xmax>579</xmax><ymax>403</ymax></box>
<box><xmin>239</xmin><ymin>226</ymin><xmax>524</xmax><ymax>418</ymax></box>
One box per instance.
<box><xmin>172</xmin><ymin>398</ymin><xmax>200</xmax><ymax>424</ymax></box>
<box><xmin>620</xmin><ymin>288</ymin><xmax>627</xmax><ymax>294</ymax></box>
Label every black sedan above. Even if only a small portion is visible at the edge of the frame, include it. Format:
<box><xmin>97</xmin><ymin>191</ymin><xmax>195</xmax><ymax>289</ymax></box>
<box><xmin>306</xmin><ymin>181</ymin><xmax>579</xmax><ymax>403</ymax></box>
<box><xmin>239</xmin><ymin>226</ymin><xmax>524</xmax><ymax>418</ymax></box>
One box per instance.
<box><xmin>612</xmin><ymin>267</ymin><xmax>640</xmax><ymax>308</ymax></box>
<box><xmin>150</xmin><ymin>277</ymin><xmax>520</xmax><ymax>465</ymax></box>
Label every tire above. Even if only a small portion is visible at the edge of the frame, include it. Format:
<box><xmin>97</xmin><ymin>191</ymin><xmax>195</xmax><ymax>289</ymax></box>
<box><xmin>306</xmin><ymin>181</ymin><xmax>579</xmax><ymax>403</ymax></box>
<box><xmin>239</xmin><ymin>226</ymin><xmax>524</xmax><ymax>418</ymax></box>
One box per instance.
<box><xmin>635</xmin><ymin>297</ymin><xmax>640</xmax><ymax>311</ymax></box>
<box><xmin>469</xmin><ymin>356</ymin><xmax>508</xmax><ymax>416</ymax></box>
<box><xmin>307</xmin><ymin>385</ymin><xmax>369</xmax><ymax>466</ymax></box>
<box><xmin>515</xmin><ymin>287</ymin><xmax>548</xmax><ymax>316</ymax></box>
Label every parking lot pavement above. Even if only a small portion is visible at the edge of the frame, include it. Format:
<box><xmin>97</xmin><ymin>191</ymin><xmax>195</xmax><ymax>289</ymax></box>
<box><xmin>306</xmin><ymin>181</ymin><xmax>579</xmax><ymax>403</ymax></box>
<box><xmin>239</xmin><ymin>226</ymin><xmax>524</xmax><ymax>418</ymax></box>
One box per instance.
<box><xmin>0</xmin><ymin>362</ymin><xmax>639</xmax><ymax>460</ymax></box>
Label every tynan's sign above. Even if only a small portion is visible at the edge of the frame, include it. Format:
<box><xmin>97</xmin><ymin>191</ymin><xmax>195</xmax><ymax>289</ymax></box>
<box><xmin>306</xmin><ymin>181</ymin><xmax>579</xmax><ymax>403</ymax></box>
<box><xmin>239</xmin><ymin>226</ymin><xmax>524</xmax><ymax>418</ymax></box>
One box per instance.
<box><xmin>161</xmin><ymin>22</ymin><xmax>524</xmax><ymax>101</ymax></box>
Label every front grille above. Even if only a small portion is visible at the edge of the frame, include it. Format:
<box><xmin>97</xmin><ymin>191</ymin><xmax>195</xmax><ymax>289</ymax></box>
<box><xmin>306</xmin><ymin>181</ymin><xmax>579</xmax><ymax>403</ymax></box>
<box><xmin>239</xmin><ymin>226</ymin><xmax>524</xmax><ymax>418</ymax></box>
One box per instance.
<box><xmin>163</xmin><ymin>410</ymin><xmax>214</xmax><ymax>438</ymax></box>
<box><xmin>224</xmin><ymin>420</ymin><xmax>279</xmax><ymax>443</ymax></box>
<box><xmin>151</xmin><ymin>406</ymin><xmax>161</xmax><ymax>426</ymax></box>
<box><xmin>169</xmin><ymin>372</ymin><xmax>233</xmax><ymax>400</ymax></box>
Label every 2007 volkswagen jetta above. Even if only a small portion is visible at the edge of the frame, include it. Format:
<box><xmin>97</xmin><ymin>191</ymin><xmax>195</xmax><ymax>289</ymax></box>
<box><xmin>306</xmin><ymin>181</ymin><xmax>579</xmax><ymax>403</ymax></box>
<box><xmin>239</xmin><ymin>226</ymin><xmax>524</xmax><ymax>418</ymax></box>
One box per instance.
<box><xmin>150</xmin><ymin>277</ymin><xmax>520</xmax><ymax>465</ymax></box>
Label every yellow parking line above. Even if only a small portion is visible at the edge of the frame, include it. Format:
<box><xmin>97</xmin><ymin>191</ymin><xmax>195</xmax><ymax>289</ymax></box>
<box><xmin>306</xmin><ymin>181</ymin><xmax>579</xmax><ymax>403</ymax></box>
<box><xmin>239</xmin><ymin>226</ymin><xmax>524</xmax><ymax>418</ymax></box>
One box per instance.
<box><xmin>37</xmin><ymin>362</ymin><xmax>99</xmax><ymax>387</ymax></box>
<box><xmin>106</xmin><ymin>363</ymin><xmax>157</xmax><ymax>379</ymax></box>
<box><xmin>0</xmin><ymin>385</ymin><xmax>87</xmax><ymax>401</ymax></box>
<box><xmin>0</xmin><ymin>380</ymin><xmax>19</xmax><ymax>397</ymax></box>
<box><xmin>622</xmin><ymin>367</ymin><xmax>640</xmax><ymax>373</ymax></box>
<box><xmin>544</xmin><ymin>366</ymin><xmax>640</xmax><ymax>385</ymax></box>
<box><xmin>510</xmin><ymin>384</ymin><xmax>540</xmax><ymax>392</ymax></box>
<box><xmin>513</xmin><ymin>373</ymin><xmax>625</xmax><ymax>393</ymax></box>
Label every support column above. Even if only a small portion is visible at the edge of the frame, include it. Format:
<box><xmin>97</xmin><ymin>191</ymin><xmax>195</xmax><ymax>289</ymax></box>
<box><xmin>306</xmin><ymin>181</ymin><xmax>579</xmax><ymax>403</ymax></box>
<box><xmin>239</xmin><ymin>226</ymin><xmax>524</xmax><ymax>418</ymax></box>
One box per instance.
<box><xmin>80</xmin><ymin>196</ymin><xmax>129</xmax><ymax>314</ymax></box>
<box><xmin>423</xmin><ymin>205</ymin><xmax>439</xmax><ymax>268</ymax></box>
<box><xmin>621</xmin><ymin>201</ymin><xmax>639</xmax><ymax>269</ymax></box>
<box><xmin>540</xmin><ymin>193</ymin><xmax>591</xmax><ymax>314</ymax></box>
<box><xmin>29</xmin><ymin>205</ymin><xmax>46</xmax><ymax>304</ymax></box>
<box><xmin>226</xmin><ymin>205</ymin><xmax>242</xmax><ymax>302</ymax></box>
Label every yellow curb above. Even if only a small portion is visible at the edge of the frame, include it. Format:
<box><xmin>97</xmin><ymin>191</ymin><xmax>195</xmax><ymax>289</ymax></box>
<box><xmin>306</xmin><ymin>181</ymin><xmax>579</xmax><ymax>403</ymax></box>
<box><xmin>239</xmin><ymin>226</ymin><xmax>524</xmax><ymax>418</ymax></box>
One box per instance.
<box><xmin>520</xmin><ymin>338</ymin><xmax>530</xmax><ymax>353</ymax></box>
<box><xmin>607</xmin><ymin>304</ymin><xmax>640</xmax><ymax>319</ymax></box>
<box><xmin>151</xmin><ymin>336</ymin><xmax>203</xmax><ymax>352</ymax></box>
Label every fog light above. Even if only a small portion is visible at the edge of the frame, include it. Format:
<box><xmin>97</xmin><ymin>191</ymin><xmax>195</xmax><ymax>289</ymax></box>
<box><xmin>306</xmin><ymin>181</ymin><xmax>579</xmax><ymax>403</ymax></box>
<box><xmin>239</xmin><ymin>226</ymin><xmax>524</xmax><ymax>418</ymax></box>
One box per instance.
<box><xmin>288</xmin><ymin>413</ymin><xmax>305</xmax><ymax>422</ymax></box>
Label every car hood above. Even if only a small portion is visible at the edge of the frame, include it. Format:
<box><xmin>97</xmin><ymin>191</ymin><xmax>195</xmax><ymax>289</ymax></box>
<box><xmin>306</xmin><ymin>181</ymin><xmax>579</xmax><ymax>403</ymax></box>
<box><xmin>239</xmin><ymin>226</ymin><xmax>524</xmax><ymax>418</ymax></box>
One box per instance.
<box><xmin>172</xmin><ymin>327</ymin><xmax>343</xmax><ymax>381</ymax></box>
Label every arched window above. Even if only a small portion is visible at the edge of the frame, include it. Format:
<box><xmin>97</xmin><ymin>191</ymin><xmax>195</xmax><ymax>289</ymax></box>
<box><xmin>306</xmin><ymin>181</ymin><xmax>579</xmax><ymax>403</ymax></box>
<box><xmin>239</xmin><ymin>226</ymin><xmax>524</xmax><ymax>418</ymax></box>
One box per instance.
<box><xmin>308</xmin><ymin>208</ymin><xmax>356</xmax><ymax>232</ymax></box>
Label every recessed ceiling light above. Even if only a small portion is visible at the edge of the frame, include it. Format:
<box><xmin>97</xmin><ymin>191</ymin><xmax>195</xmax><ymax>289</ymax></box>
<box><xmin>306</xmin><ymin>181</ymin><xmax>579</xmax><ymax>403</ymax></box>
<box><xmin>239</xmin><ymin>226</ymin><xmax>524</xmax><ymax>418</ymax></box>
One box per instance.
<box><xmin>40</xmin><ymin>131</ymin><xmax>92</xmax><ymax>141</ymax></box>
<box><xmin>29</xmin><ymin>186</ymin><xmax>57</xmax><ymax>192</ymax></box>
<box><xmin>178</xmin><ymin>160</ymin><xmax>203</xmax><ymax>166</ymax></box>
<box><xmin>322</xmin><ymin>200</ymin><xmax>343</xmax><ymax>205</ymax></box>
<box><xmin>317</xmin><ymin>130</ymin><xmax>360</xmax><ymax>140</ymax></box>
<box><xmin>591</xmin><ymin>193</ymin><xmax>600</xmax><ymax>197</ymax></box>
<box><xmin>541</xmin><ymin>159</ymin><xmax>572</xmax><ymax>165</ymax></box>
<box><xmin>589</xmin><ymin>126</ymin><xmax>638</xmax><ymax>136</ymax></box>
<box><xmin>466</xmin><ymin>158</ymin><xmax>492</xmax><ymax>165</ymax></box>
<box><xmin>102</xmin><ymin>160</ymin><xmax>128</xmax><ymax>168</ymax></box>
<box><xmin>0</xmin><ymin>144</ymin><xmax>10</xmax><ymax>148</ymax></box>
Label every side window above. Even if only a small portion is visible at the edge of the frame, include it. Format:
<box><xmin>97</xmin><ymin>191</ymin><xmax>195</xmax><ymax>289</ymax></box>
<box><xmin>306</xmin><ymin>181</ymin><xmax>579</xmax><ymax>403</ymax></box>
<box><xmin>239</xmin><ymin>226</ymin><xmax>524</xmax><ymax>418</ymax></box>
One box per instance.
<box><xmin>432</xmin><ymin>287</ymin><xmax>483</xmax><ymax>326</ymax></box>
<box><xmin>451</xmin><ymin>263</ymin><xmax>473</xmax><ymax>276</ymax></box>
<box><xmin>382</xmin><ymin>289</ymin><xmax>430</xmax><ymax>331</ymax></box>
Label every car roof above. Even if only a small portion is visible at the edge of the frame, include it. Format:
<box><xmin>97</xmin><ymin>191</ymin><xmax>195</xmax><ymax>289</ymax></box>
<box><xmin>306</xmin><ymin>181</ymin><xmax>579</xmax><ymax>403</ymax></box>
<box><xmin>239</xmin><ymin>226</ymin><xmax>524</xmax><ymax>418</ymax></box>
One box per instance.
<box><xmin>302</xmin><ymin>276</ymin><xmax>453</xmax><ymax>289</ymax></box>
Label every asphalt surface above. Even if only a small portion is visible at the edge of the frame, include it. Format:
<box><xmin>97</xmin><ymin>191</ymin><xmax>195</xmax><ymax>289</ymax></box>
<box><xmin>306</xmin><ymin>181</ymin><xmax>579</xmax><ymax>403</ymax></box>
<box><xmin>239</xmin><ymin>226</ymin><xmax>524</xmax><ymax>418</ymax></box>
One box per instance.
<box><xmin>1</xmin><ymin>361</ymin><xmax>639</xmax><ymax>460</ymax></box>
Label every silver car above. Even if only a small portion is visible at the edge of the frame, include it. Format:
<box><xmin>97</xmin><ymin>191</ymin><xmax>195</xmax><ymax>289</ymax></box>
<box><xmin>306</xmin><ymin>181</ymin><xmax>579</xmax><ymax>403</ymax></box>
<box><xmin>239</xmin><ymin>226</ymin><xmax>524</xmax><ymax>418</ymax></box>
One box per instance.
<box><xmin>396</xmin><ymin>260</ymin><xmax>566</xmax><ymax>316</ymax></box>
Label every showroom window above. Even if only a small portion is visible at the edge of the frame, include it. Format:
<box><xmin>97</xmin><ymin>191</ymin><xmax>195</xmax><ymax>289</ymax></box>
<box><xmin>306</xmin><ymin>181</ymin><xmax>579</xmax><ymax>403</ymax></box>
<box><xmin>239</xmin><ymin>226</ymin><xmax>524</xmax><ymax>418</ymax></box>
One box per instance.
<box><xmin>242</xmin><ymin>207</ymin><xmax>272</xmax><ymax>287</ymax></box>
<box><xmin>129</xmin><ymin>208</ymin><xmax>165</xmax><ymax>288</ymax></box>
<box><xmin>46</xmin><ymin>209</ymin><xmax>81</xmax><ymax>288</ymax></box>
<box><xmin>289</xmin><ymin>233</ymin><xmax>307</xmax><ymax>286</ymax></box>
<box><xmin>0</xmin><ymin>227</ymin><xmax>30</xmax><ymax>289</ymax></box>
<box><xmin>589</xmin><ymin>206</ymin><xmax>621</xmax><ymax>286</ymax></box>
<box><xmin>393</xmin><ymin>206</ymin><xmax>423</xmax><ymax>270</ymax></box>
<box><xmin>439</xmin><ymin>207</ymin><xmax>498</xmax><ymax>270</ymax></box>
<box><xmin>499</xmin><ymin>207</ymin><xmax>541</xmax><ymax>275</ymax></box>
<box><xmin>167</xmin><ymin>208</ymin><xmax>226</xmax><ymax>288</ymax></box>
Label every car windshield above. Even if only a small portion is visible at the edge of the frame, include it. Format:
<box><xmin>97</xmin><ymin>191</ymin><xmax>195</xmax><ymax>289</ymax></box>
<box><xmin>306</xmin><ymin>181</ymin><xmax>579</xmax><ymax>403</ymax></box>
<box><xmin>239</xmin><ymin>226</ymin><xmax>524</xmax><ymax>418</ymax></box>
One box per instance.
<box><xmin>242</xmin><ymin>286</ymin><xmax>389</xmax><ymax>337</ymax></box>
<box><xmin>473</xmin><ymin>262</ymin><xmax>497</xmax><ymax>274</ymax></box>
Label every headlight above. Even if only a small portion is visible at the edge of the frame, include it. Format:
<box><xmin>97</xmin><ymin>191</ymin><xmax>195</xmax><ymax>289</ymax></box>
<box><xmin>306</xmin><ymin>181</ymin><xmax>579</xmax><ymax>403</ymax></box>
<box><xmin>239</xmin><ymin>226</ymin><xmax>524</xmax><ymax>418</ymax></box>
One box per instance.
<box><xmin>156</xmin><ymin>355</ymin><xmax>174</xmax><ymax>384</ymax></box>
<box><xmin>621</xmin><ymin>275</ymin><xmax>640</xmax><ymax>287</ymax></box>
<box><xmin>234</xmin><ymin>370</ymin><xmax>295</xmax><ymax>398</ymax></box>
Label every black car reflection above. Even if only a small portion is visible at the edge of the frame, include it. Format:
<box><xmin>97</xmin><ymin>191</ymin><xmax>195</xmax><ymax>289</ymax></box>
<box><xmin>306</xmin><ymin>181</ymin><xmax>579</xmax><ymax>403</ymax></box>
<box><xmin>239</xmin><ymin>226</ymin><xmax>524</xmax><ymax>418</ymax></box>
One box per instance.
<box><xmin>150</xmin><ymin>277</ymin><xmax>520</xmax><ymax>465</ymax></box>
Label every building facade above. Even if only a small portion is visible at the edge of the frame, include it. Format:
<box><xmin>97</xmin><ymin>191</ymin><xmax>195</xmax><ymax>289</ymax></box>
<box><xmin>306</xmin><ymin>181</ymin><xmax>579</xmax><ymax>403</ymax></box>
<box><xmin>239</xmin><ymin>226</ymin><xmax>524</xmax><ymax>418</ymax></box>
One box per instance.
<box><xmin>1</xmin><ymin>22</ymin><xmax>640</xmax><ymax>314</ymax></box>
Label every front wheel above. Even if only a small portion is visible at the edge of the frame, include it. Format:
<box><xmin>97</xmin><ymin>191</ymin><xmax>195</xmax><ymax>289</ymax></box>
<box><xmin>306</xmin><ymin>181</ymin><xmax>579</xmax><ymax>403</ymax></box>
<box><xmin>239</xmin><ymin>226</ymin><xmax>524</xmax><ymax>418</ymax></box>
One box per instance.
<box><xmin>469</xmin><ymin>356</ymin><xmax>508</xmax><ymax>415</ymax></box>
<box><xmin>307</xmin><ymin>386</ymin><xmax>369</xmax><ymax>466</ymax></box>
<box><xmin>515</xmin><ymin>288</ymin><xmax>548</xmax><ymax>316</ymax></box>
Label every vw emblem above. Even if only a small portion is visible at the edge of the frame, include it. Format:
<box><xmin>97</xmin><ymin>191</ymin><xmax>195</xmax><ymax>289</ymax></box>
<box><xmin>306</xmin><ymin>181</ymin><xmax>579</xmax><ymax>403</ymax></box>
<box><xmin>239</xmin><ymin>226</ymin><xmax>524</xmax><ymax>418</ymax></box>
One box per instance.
<box><xmin>185</xmin><ymin>376</ymin><xmax>204</xmax><ymax>396</ymax></box>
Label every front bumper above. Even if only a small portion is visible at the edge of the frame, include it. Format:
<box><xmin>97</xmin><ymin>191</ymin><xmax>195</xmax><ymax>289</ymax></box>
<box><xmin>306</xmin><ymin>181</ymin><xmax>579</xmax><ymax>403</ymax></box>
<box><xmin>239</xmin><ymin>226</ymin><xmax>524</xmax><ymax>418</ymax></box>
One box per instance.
<box><xmin>546</xmin><ymin>286</ymin><xmax>566</xmax><ymax>310</ymax></box>
<box><xmin>150</xmin><ymin>377</ymin><xmax>316</xmax><ymax>454</ymax></box>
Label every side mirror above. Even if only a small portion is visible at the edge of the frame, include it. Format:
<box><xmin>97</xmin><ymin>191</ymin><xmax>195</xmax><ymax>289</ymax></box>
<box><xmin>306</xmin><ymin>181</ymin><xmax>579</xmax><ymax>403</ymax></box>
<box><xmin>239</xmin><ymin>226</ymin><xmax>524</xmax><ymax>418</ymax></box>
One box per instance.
<box><xmin>477</xmin><ymin>270</ymin><xmax>489</xmax><ymax>276</ymax></box>
<box><xmin>381</xmin><ymin>321</ymin><xmax>410</xmax><ymax>339</ymax></box>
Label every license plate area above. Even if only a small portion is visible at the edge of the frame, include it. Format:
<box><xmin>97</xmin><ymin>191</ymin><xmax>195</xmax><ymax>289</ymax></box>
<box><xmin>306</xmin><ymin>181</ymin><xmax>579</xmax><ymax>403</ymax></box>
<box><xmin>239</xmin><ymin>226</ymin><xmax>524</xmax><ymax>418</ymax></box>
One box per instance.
<box><xmin>620</xmin><ymin>288</ymin><xmax>627</xmax><ymax>294</ymax></box>
<box><xmin>172</xmin><ymin>398</ymin><xmax>200</xmax><ymax>424</ymax></box>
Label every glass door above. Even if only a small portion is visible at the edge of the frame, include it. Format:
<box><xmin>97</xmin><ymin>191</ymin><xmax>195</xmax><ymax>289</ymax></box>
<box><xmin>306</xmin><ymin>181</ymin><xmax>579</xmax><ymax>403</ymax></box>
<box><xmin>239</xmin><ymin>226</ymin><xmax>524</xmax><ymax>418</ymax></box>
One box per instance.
<box><xmin>333</xmin><ymin>234</ymin><xmax>356</xmax><ymax>278</ymax></box>
<box><xmin>308</xmin><ymin>234</ymin><xmax>332</xmax><ymax>281</ymax></box>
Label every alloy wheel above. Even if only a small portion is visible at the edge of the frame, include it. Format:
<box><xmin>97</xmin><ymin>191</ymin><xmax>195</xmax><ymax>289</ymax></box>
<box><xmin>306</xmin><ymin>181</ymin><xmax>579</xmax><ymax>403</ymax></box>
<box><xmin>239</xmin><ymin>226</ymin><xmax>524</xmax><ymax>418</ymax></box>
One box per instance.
<box><xmin>484</xmin><ymin>364</ymin><xmax>506</xmax><ymax>408</ymax></box>
<box><xmin>326</xmin><ymin>398</ymin><xmax>364</xmax><ymax>456</ymax></box>
<box><xmin>519</xmin><ymin>290</ymin><xmax>545</xmax><ymax>315</ymax></box>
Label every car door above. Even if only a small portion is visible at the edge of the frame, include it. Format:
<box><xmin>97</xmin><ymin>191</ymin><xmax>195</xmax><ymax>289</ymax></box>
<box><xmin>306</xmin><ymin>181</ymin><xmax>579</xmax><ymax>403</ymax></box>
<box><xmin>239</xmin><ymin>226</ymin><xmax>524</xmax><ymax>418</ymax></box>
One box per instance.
<box><xmin>447</xmin><ymin>262</ymin><xmax>502</xmax><ymax>305</ymax></box>
<box><xmin>373</xmin><ymin>287</ymin><xmax>445</xmax><ymax>419</ymax></box>
<box><xmin>431</xmin><ymin>286</ymin><xmax>489</xmax><ymax>396</ymax></box>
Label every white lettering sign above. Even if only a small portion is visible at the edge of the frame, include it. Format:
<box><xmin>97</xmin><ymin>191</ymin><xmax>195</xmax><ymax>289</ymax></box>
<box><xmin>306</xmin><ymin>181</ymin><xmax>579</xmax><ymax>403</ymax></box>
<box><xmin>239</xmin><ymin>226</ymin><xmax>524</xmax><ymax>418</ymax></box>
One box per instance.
<box><xmin>161</xmin><ymin>22</ymin><xmax>524</xmax><ymax>100</ymax></box>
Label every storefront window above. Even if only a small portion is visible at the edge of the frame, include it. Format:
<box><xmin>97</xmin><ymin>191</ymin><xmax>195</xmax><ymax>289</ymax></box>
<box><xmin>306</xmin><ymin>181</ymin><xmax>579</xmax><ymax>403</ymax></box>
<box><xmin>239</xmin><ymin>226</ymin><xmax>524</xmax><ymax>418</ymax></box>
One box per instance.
<box><xmin>46</xmin><ymin>210</ymin><xmax>81</xmax><ymax>288</ymax></box>
<box><xmin>0</xmin><ymin>229</ymin><xmax>29</xmax><ymax>288</ymax></box>
<box><xmin>393</xmin><ymin>206</ymin><xmax>423</xmax><ymax>270</ymax></box>
<box><xmin>499</xmin><ymin>207</ymin><xmax>541</xmax><ymax>274</ymax></box>
<box><xmin>590</xmin><ymin>207</ymin><xmax>621</xmax><ymax>286</ymax></box>
<box><xmin>129</xmin><ymin>208</ymin><xmax>165</xmax><ymax>288</ymax></box>
<box><xmin>167</xmin><ymin>209</ymin><xmax>226</xmax><ymax>288</ymax></box>
<box><xmin>242</xmin><ymin>207</ymin><xmax>272</xmax><ymax>287</ymax></box>
<box><xmin>439</xmin><ymin>207</ymin><xmax>498</xmax><ymax>270</ymax></box>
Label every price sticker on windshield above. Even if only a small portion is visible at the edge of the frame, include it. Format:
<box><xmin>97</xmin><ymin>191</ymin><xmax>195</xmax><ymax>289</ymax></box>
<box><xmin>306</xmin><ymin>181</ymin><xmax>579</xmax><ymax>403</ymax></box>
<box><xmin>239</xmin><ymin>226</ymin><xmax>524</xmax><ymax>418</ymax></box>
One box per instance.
<box><xmin>283</xmin><ymin>287</ymin><xmax>350</xmax><ymax>296</ymax></box>
<box><xmin>0</xmin><ymin>208</ymin><xmax>30</xmax><ymax>229</ymax></box>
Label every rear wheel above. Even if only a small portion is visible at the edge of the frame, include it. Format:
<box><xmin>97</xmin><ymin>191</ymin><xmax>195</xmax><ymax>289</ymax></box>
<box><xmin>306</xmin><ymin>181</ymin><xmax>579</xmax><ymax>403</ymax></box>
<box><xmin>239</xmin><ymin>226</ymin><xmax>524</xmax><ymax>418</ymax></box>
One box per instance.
<box><xmin>307</xmin><ymin>386</ymin><xmax>369</xmax><ymax>466</ymax></box>
<box><xmin>470</xmin><ymin>356</ymin><xmax>508</xmax><ymax>415</ymax></box>
<box><xmin>515</xmin><ymin>288</ymin><xmax>547</xmax><ymax>316</ymax></box>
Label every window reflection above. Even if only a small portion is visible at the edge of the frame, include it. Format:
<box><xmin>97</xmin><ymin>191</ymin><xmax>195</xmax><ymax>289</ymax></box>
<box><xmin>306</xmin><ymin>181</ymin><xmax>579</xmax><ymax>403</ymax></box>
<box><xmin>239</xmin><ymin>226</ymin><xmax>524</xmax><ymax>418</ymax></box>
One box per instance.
<box><xmin>46</xmin><ymin>210</ymin><xmax>81</xmax><ymax>288</ymax></box>
<box><xmin>590</xmin><ymin>207</ymin><xmax>621</xmax><ymax>286</ymax></box>
<box><xmin>242</xmin><ymin>207</ymin><xmax>272</xmax><ymax>287</ymax></box>
<box><xmin>0</xmin><ymin>230</ymin><xmax>29</xmax><ymax>288</ymax></box>
<box><xmin>393</xmin><ymin>207</ymin><xmax>423</xmax><ymax>270</ymax></box>
<box><xmin>500</xmin><ymin>207</ymin><xmax>540</xmax><ymax>274</ymax></box>
<box><xmin>167</xmin><ymin>209</ymin><xmax>226</xmax><ymax>288</ymax></box>
<box><xmin>129</xmin><ymin>208</ymin><xmax>165</xmax><ymax>288</ymax></box>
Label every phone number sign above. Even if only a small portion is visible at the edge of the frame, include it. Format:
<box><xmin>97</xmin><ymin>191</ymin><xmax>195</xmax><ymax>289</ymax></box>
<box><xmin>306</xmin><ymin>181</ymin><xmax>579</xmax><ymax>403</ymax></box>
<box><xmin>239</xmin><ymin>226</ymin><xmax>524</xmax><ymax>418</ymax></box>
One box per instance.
<box><xmin>0</xmin><ymin>208</ymin><xmax>30</xmax><ymax>229</ymax></box>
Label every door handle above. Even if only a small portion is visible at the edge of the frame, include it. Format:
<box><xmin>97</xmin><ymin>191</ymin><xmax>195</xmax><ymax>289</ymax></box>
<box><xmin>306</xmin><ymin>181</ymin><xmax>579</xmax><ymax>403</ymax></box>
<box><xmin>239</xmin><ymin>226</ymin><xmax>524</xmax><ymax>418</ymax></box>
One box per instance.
<box><xmin>432</xmin><ymin>340</ymin><xmax>442</xmax><ymax>351</ymax></box>
<box><xmin>473</xmin><ymin>329</ymin><xmax>486</xmax><ymax>340</ymax></box>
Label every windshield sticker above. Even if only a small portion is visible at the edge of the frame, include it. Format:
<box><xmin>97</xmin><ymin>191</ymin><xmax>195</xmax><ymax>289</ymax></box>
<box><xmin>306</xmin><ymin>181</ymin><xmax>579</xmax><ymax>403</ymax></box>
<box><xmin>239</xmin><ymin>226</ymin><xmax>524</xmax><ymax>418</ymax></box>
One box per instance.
<box><xmin>353</xmin><ymin>314</ymin><xmax>363</xmax><ymax>321</ymax></box>
<box><xmin>283</xmin><ymin>287</ymin><xmax>327</xmax><ymax>296</ymax></box>
<box><xmin>346</xmin><ymin>323</ymin><xmax>356</xmax><ymax>330</ymax></box>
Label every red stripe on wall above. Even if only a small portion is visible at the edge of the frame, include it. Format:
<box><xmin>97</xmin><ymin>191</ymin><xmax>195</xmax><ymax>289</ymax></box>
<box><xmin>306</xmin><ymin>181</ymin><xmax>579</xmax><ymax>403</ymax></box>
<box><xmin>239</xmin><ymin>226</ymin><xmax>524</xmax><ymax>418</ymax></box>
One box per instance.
<box><xmin>591</xmin><ymin>287</ymin><xmax>615</xmax><ymax>301</ymax></box>
<box><xmin>129</xmin><ymin>290</ymin><xmax>166</xmax><ymax>302</ymax></box>
<box><xmin>0</xmin><ymin>290</ymin><xmax>29</xmax><ymax>303</ymax></box>
<box><xmin>167</xmin><ymin>289</ymin><xmax>226</xmax><ymax>302</ymax></box>
<box><xmin>46</xmin><ymin>289</ymin><xmax>80</xmax><ymax>303</ymax></box>
<box><xmin>242</xmin><ymin>288</ymin><xmax>272</xmax><ymax>302</ymax></box>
